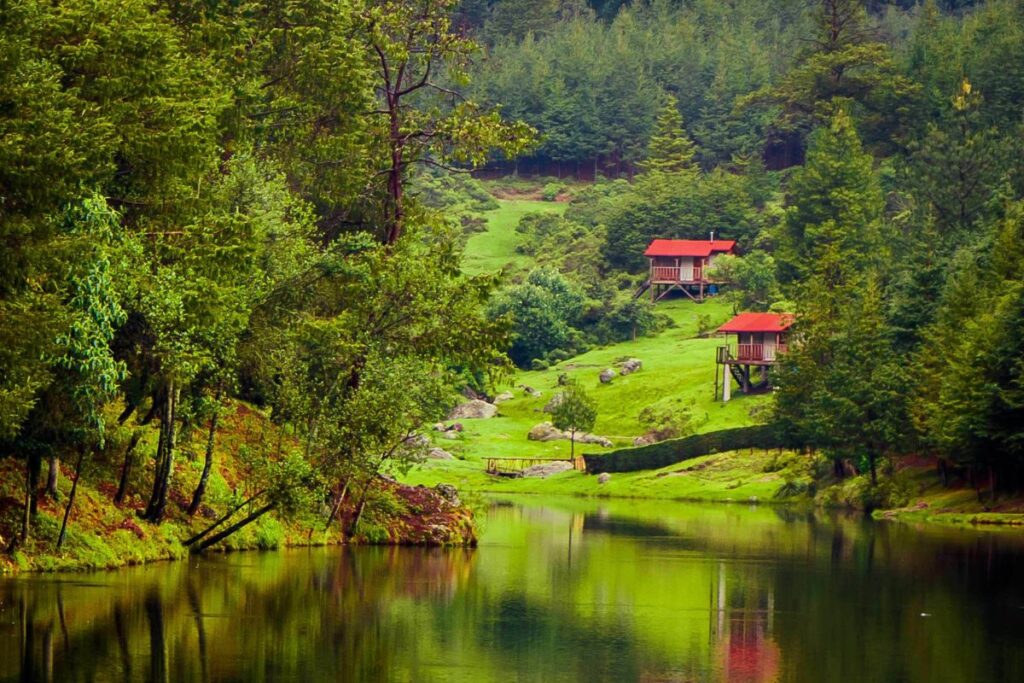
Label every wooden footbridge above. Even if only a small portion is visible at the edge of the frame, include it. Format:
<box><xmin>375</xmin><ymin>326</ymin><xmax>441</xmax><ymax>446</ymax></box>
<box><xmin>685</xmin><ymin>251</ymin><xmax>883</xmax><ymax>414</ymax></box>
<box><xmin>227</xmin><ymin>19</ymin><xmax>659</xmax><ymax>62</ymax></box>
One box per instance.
<box><xmin>485</xmin><ymin>456</ymin><xmax>587</xmax><ymax>476</ymax></box>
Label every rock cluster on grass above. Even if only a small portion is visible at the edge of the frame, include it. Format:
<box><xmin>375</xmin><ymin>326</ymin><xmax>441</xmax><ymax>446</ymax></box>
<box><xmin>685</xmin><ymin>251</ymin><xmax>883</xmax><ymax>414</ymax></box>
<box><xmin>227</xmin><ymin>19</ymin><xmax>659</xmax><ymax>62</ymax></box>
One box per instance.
<box><xmin>599</xmin><ymin>368</ymin><xmax>616</xmax><ymax>384</ymax></box>
<box><xmin>447</xmin><ymin>399</ymin><xmax>497</xmax><ymax>420</ymax></box>
<box><xmin>520</xmin><ymin>384</ymin><xmax>542</xmax><ymax>397</ymax></box>
<box><xmin>527</xmin><ymin>421</ymin><xmax>612</xmax><ymax>447</ymax></box>
<box><xmin>426</xmin><ymin>447</ymin><xmax>454</xmax><ymax>460</ymax></box>
<box><xmin>520</xmin><ymin>461</ymin><xmax>574</xmax><ymax>478</ymax></box>
<box><xmin>432</xmin><ymin>422</ymin><xmax>463</xmax><ymax>439</ymax></box>
<box><xmin>404</xmin><ymin>433</ymin><xmax>430</xmax><ymax>448</ymax></box>
<box><xmin>493</xmin><ymin>391</ymin><xmax>514</xmax><ymax>404</ymax></box>
<box><xmin>543</xmin><ymin>392</ymin><xmax>565</xmax><ymax>413</ymax></box>
<box><xmin>619</xmin><ymin>358</ymin><xmax>642</xmax><ymax>375</ymax></box>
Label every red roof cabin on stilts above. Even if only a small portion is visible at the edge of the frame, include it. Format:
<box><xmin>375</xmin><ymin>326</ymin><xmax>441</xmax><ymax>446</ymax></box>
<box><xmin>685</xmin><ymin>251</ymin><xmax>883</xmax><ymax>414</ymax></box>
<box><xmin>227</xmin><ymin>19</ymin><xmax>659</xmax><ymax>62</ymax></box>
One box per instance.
<box><xmin>642</xmin><ymin>238</ymin><xmax>736</xmax><ymax>302</ymax></box>
<box><xmin>715</xmin><ymin>312</ymin><xmax>795</xmax><ymax>402</ymax></box>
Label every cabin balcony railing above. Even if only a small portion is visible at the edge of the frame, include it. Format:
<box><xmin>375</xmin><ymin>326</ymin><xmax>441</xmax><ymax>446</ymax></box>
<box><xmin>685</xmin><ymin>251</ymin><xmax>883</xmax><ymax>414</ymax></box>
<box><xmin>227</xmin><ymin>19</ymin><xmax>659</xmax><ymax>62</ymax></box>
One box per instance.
<box><xmin>650</xmin><ymin>266</ymin><xmax>705</xmax><ymax>282</ymax></box>
<box><xmin>733</xmin><ymin>343</ymin><xmax>789</xmax><ymax>362</ymax></box>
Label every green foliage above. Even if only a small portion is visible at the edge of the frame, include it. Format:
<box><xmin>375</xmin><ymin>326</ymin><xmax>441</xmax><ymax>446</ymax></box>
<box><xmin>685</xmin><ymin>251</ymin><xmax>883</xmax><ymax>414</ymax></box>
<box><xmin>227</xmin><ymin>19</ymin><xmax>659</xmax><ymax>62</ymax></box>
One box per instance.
<box><xmin>638</xmin><ymin>403</ymin><xmax>697</xmax><ymax>442</ymax></box>
<box><xmin>639</xmin><ymin>94</ymin><xmax>697</xmax><ymax>174</ymax></box>
<box><xmin>912</xmin><ymin>205</ymin><xmax>1024</xmax><ymax>476</ymax></box>
<box><xmin>585</xmin><ymin>425</ymin><xmax>783</xmax><ymax>474</ymax></box>
<box><xmin>551</xmin><ymin>379</ymin><xmax>597</xmax><ymax>433</ymax></box>
<box><xmin>740</xmin><ymin>0</ymin><xmax>919</xmax><ymax>153</ymax></box>
<box><xmin>551</xmin><ymin>379</ymin><xmax>597</xmax><ymax>456</ymax></box>
<box><xmin>488</xmin><ymin>268</ymin><xmax>586</xmax><ymax>367</ymax></box>
<box><xmin>779</xmin><ymin>109</ymin><xmax>884</xmax><ymax>284</ymax></box>
<box><xmin>542</xmin><ymin>182</ymin><xmax>565</xmax><ymax>201</ymax></box>
<box><xmin>708</xmin><ymin>252</ymin><xmax>782</xmax><ymax>312</ymax></box>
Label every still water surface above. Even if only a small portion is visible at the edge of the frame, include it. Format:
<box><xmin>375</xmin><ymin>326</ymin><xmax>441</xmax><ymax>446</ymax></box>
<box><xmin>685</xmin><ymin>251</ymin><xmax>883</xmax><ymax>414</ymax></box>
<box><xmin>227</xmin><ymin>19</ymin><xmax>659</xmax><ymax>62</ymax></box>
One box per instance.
<box><xmin>2</xmin><ymin>497</ymin><xmax>1024</xmax><ymax>682</ymax></box>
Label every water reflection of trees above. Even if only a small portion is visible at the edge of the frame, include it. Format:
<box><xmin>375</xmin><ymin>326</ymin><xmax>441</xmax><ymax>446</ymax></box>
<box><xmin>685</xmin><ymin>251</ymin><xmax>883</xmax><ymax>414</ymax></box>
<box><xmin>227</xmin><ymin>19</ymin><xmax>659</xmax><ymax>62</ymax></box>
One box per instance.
<box><xmin>3</xmin><ymin>504</ymin><xmax>1024</xmax><ymax>682</ymax></box>
<box><xmin>0</xmin><ymin>547</ymin><xmax>479</xmax><ymax>682</ymax></box>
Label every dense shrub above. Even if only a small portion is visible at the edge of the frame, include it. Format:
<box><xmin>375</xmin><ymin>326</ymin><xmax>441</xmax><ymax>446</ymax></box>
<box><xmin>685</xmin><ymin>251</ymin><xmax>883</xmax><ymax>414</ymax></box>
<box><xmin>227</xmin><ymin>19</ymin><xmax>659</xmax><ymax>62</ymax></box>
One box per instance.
<box><xmin>583</xmin><ymin>424</ymin><xmax>784</xmax><ymax>473</ymax></box>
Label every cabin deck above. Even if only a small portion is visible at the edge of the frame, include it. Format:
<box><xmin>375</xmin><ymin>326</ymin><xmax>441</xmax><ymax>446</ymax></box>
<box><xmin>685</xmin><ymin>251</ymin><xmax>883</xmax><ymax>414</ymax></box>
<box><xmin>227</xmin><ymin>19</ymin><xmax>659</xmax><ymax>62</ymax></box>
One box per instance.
<box><xmin>650</xmin><ymin>265</ymin><xmax>707</xmax><ymax>283</ymax></box>
<box><xmin>716</xmin><ymin>344</ymin><xmax>789</xmax><ymax>366</ymax></box>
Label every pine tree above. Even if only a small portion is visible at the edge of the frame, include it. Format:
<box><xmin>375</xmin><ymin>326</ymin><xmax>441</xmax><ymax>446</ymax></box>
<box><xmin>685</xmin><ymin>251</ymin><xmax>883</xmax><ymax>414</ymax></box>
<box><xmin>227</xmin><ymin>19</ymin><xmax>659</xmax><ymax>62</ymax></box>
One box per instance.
<box><xmin>780</xmin><ymin>108</ymin><xmax>884</xmax><ymax>285</ymax></box>
<box><xmin>639</xmin><ymin>94</ymin><xmax>698</xmax><ymax>174</ymax></box>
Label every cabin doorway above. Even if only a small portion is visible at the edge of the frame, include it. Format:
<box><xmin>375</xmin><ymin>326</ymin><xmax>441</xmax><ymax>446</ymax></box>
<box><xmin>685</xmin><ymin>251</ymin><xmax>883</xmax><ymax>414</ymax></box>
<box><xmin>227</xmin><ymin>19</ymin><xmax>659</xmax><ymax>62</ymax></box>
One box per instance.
<box><xmin>679</xmin><ymin>257</ymin><xmax>694</xmax><ymax>281</ymax></box>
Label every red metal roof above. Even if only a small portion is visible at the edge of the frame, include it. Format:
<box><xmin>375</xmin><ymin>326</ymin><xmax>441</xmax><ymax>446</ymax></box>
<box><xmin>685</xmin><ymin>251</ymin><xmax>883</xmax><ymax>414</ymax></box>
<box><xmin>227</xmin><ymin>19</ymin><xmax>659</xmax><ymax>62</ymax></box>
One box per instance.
<box><xmin>644</xmin><ymin>239</ymin><xmax>736</xmax><ymax>258</ymax></box>
<box><xmin>718</xmin><ymin>312</ymin><xmax>795</xmax><ymax>334</ymax></box>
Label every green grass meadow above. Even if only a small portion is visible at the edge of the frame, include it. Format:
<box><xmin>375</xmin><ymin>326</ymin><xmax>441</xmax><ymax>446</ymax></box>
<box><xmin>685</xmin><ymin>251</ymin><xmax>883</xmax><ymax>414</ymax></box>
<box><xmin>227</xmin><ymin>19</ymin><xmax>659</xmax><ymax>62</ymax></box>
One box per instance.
<box><xmin>461</xmin><ymin>198</ymin><xmax>567</xmax><ymax>275</ymax></box>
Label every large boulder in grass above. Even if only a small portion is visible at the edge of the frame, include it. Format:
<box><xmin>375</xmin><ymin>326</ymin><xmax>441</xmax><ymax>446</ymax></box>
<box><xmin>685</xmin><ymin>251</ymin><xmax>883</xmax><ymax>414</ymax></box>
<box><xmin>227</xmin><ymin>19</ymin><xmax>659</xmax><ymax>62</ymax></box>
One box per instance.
<box><xmin>599</xmin><ymin>368</ymin><xmax>616</xmax><ymax>384</ymax></box>
<box><xmin>619</xmin><ymin>358</ymin><xmax>642</xmax><ymax>376</ymax></box>
<box><xmin>527</xmin><ymin>422</ymin><xmax>612</xmax><ymax>448</ymax></box>
<box><xmin>527</xmin><ymin>422</ymin><xmax>564</xmax><ymax>442</ymax></box>
<box><xmin>447</xmin><ymin>399</ymin><xmax>497</xmax><ymax>420</ymax></box>
<box><xmin>575</xmin><ymin>432</ymin><xmax>613</xmax><ymax>447</ymax></box>
<box><xmin>493</xmin><ymin>391</ymin><xmax>515</xmax><ymax>404</ymax></box>
<box><xmin>426</xmin><ymin>447</ymin><xmax>455</xmax><ymax>460</ymax></box>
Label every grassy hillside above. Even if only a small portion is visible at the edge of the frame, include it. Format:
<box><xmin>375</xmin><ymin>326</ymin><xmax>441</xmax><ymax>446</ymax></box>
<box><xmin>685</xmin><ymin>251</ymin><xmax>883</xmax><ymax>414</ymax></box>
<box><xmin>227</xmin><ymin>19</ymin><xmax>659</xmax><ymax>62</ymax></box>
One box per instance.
<box><xmin>0</xmin><ymin>401</ymin><xmax>475</xmax><ymax>574</ymax></box>
<box><xmin>407</xmin><ymin>180</ymin><xmax>774</xmax><ymax>495</ymax></box>
<box><xmin>461</xmin><ymin>197</ymin><xmax>566</xmax><ymax>275</ymax></box>
<box><xmin>404</xmin><ymin>448</ymin><xmax>790</xmax><ymax>503</ymax></box>
<box><xmin>432</xmin><ymin>297</ymin><xmax>766</xmax><ymax>461</ymax></box>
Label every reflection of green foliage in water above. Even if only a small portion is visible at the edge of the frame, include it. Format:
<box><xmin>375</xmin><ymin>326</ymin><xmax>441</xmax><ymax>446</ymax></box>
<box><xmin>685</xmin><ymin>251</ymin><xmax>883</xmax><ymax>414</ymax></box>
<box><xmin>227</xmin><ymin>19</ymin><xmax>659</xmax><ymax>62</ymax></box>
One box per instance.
<box><xmin>3</xmin><ymin>498</ymin><xmax>1024</xmax><ymax>682</ymax></box>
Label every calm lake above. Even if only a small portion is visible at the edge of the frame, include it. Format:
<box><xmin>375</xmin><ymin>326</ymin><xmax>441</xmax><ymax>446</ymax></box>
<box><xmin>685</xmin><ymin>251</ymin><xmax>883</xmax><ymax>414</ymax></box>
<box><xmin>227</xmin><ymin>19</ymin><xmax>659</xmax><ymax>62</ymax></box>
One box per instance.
<box><xmin>2</xmin><ymin>497</ymin><xmax>1024</xmax><ymax>682</ymax></box>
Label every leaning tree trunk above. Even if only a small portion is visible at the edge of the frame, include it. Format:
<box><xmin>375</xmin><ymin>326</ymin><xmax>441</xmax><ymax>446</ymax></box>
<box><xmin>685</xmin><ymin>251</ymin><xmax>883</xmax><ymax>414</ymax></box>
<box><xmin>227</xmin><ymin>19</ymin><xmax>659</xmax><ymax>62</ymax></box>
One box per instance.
<box><xmin>56</xmin><ymin>447</ymin><xmax>87</xmax><ymax>550</ymax></box>
<box><xmin>187</xmin><ymin>394</ymin><xmax>221</xmax><ymax>516</ymax></box>
<box><xmin>114</xmin><ymin>431</ymin><xmax>143</xmax><ymax>504</ymax></box>
<box><xmin>325</xmin><ymin>480</ymin><xmax>350</xmax><ymax>531</ymax></box>
<box><xmin>192</xmin><ymin>502</ymin><xmax>275</xmax><ymax>553</ymax></box>
<box><xmin>345</xmin><ymin>478</ymin><xmax>375</xmax><ymax>540</ymax></box>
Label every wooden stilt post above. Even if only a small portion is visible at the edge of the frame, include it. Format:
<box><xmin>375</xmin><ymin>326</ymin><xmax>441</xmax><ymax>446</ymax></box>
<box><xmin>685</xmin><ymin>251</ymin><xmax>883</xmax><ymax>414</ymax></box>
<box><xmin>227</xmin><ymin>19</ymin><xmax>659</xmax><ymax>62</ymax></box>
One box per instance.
<box><xmin>714</xmin><ymin>361</ymin><xmax>719</xmax><ymax>401</ymax></box>
<box><xmin>723</xmin><ymin>364</ymin><xmax>731</xmax><ymax>402</ymax></box>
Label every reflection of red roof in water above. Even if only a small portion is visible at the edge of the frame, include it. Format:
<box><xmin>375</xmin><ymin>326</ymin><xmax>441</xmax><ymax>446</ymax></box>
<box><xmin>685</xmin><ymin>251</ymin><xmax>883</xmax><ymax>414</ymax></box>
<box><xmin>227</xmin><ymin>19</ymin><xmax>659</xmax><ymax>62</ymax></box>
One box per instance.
<box><xmin>716</xmin><ymin>623</ymin><xmax>781</xmax><ymax>683</ymax></box>
<box><xmin>644</xmin><ymin>239</ymin><xmax>737</xmax><ymax>257</ymax></box>
<box><xmin>718</xmin><ymin>312</ymin><xmax>794</xmax><ymax>334</ymax></box>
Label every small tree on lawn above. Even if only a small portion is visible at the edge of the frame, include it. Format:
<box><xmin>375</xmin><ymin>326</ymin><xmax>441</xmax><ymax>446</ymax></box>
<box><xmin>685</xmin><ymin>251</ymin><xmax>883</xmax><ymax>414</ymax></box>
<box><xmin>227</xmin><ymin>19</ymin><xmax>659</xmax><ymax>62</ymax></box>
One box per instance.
<box><xmin>551</xmin><ymin>379</ymin><xmax>597</xmax><ymax>461</ymax></box>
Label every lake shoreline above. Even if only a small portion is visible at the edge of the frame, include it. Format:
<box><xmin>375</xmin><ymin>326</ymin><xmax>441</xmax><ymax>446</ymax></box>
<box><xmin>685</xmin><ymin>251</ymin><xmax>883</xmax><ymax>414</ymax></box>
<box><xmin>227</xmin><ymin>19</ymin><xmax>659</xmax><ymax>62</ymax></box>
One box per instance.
<box><xmin>405</xmin><ymin>450</ymin><xmax>1024</xmax><ymax>530</ymax></box>
<box><xmin>0</xmin><ymin>473</ymin><xmax>477</xmax><ymax>576</ymax></box>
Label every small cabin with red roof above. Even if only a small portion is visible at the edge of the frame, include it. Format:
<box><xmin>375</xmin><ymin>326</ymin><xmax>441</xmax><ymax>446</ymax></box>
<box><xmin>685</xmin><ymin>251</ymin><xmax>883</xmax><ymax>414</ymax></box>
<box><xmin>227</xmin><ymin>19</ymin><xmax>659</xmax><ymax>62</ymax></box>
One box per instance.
<box><xmin>715</xmin><ymin>312</ymin><xmax>794</xmax><ymax>401</ymax></box>
<box><xmin>642</xmin><ymin>238</ymin><xmax>736</xmax><ymax>302</ymax></box>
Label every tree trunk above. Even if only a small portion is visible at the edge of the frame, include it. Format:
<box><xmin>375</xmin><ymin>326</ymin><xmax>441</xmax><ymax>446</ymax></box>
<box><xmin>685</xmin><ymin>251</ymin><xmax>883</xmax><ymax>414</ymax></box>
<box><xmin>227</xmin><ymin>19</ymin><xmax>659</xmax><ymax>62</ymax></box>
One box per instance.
<box><xmin>183</xmin><ymin>490</ymin><xmax>266</xmax><ymax>547</ymax></box>
<box><xmin>56</xmin><ymin>447</ymin><xmax>87</xmax><ymax>550</ymax></box>
<box><xmin>346</xmin><ymin>478</ymin><xmax>374</xmax><ymax>539</ymax></box>
<box><xmin>570</xmin><ymin>430</ymin><xmax>576</xmax><ymax>461</ymax></box>
<box><xmin>325</xmin><ymin>480</ymin><xmax>350</xmax><ymax>530</ymax></box>
<box><xmin>868</xmin><ymin>452</ymin><xmax>877</xmax><ymax>486</ymax></box>
<box><xmin>385</xmin><ymin>87</ymin><xmax>405</xmax><ymax>245</ymax></box>
<box><xmin>187</xmin><ymin>397</ymin><xmax>220</xmax><ymax>516</ymax></box>
<box><xmin>45</xmin><ymin>455</ymin><xmax>59</xmax><ymax>499</ymax></box>
<box><xmin>145</xmin><ymin>383</ymin><xmax>178</xmax><ymax>522</ymax></box>
<box><xmin>192</xmin><ymin>502</ymin><xmax>275</xmax><ymax>553</ymax></box>
<box><xmin>21</xmin><ymin>460</ymin><xmax>34</xmax><ymax>545</ymax></box>
<box><xmin>115</xmin><ymin>431</ymin><xmax>143</xmax><ymax>504</ymax></box>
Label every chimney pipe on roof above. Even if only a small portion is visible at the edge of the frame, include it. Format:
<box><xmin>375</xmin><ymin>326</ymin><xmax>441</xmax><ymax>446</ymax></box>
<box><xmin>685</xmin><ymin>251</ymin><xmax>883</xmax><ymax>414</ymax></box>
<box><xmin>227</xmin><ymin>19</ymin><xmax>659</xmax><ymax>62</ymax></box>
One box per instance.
<box><xmin>710</xmin><ymin>230</ymin><xmax>715</xmax><ymax>242</ymax></box>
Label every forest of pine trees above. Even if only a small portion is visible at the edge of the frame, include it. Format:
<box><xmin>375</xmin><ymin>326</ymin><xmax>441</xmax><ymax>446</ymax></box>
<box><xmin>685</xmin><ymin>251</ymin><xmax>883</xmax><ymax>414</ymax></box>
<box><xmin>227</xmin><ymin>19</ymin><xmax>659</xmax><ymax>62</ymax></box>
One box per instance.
<box><xmin>3</xmin><ymin>0</ymin><xmax>1024</xmax><ymax>550</ymax></box>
